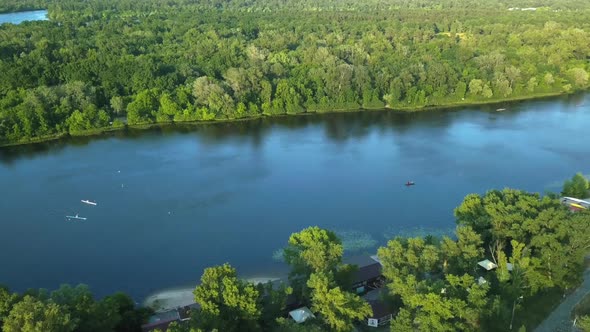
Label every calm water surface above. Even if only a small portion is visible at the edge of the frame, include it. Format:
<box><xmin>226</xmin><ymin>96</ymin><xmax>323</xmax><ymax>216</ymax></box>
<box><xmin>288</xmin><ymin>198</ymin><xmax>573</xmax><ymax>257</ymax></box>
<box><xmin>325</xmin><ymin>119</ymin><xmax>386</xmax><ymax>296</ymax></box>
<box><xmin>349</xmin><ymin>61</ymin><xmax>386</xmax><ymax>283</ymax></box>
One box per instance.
<box><xmin>0</xmin><ymin>94</ymin><xmax>588</xmax><ymax>301</ymax></box>
<box><xmin>0</xmin><ymin>10</ymin><xmax>48</xmax><ymax>24</ymax></box>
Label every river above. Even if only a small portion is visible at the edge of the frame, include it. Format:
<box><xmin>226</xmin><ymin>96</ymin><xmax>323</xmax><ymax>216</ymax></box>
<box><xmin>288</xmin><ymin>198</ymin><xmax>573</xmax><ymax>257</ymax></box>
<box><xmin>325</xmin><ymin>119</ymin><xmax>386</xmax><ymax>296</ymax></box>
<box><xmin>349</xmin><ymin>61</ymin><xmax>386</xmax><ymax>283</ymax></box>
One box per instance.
<box><xmin>0</xmin><ymin>10</ymin><xmax>48</xmax><ymax>24</ymax></box>
<box><xmin>0</xmin><ymin>94</ymin><xmax>588</xmax><ymax>301</ymax></box>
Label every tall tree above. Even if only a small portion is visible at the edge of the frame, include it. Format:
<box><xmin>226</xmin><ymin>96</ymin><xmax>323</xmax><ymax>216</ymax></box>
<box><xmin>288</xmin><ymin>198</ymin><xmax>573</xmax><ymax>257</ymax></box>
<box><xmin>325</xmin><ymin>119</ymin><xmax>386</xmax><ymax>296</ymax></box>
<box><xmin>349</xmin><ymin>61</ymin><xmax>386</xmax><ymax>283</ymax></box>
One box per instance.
<box><xmin>307</xmin><ymin>272</ymin><xmax>372</xmax><ymax>332</ymax></box>
<box><xmin>283</xmin><ymin>227</ymin><xmax>344</xmax><ymax>300</ymax></box>
<box><xmin>193</xmin><ymin>263</ymin><xmax>261</xmax><ymax>332</ymax></box>
<box><xmin>562</xmin><ymin>173</ymin><xmax>589</xmax><ymax>198</ymax></box>
<box><xmin>2</xmin><ymin>296</ymin><xmax>75</xmax><ymax>332</ymax></box>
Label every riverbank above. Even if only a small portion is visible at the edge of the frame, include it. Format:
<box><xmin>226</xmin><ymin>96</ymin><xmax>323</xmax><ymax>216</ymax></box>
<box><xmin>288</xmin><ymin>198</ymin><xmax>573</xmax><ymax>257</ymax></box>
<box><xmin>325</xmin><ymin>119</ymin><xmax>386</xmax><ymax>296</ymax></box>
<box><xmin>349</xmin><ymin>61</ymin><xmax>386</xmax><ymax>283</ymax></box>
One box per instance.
<box><xmin>143</xmin><ymin>277</ymin><xmax>281</xmax><ymax>312</ymax></box>
<box><xmin>0</xmin><ymin>89</ymin><xmax>580</xmax><ymax>149</ymax></box>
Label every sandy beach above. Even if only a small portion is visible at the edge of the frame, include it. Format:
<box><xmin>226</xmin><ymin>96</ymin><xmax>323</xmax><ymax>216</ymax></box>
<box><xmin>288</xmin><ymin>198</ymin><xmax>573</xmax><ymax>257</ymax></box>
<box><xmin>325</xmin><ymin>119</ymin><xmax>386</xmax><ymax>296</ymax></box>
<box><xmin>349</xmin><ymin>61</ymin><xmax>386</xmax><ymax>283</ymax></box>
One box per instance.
<box><xmin>143</xmin><ymin>276</ymin><xmax>282</xmax><ymax>312</ymax></box>
<box><xmin>143</xmin><ymin>287</ymin><xmax>196</xmax><ymax>312</ymax></box>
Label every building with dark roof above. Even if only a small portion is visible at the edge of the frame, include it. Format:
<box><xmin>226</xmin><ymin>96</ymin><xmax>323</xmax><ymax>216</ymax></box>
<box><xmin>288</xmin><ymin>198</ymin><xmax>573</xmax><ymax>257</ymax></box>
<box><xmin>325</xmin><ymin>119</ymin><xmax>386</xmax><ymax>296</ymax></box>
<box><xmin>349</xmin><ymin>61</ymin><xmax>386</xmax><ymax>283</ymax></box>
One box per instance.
<box><xmin>142</xmin><ymin>304</ymin><xmax>198</xmax><ymax>332</ymax></box>
<box><xmin>344</xmin><ymin>255</ymin><xmax>384</xmax><ymax>294</ymax></box>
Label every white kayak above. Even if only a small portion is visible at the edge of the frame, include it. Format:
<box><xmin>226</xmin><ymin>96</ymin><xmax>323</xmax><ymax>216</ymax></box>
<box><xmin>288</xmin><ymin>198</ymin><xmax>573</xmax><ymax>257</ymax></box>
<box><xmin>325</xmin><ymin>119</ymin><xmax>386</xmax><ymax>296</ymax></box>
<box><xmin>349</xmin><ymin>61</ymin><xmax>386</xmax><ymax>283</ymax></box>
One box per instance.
<box><xmin>66</xmin><ymin>214</ymin><xmax>87</xmax><ymax>221</ymax></box>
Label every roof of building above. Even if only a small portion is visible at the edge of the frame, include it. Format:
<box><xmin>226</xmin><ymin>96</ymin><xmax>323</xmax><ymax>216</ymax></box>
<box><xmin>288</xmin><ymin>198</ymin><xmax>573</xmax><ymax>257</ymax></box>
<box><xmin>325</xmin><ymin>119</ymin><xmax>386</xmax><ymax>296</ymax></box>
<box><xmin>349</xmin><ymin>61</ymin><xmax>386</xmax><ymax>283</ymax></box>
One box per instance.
<box><xmin>478</xmin><ymin>259</ymin><xmax>498</xmax><ymax>271</ymax></box>
<box><xmin>354</xmin><ymin>264</ymin><xmax>382</xmax><ymax>285</ymax></box>
<box><xmin>289</xmin><ymin>307</ymin><xmax>315</xmax><ymax>323</ymax></box>
<box><xmin>345</xmin><ymin>255</ymin><xmax>382</xmax><ymax>285</ymax></box>
<box><xmin>368</xmin><ymin>300</ymin><xmax>394</xmax><ymax>319</ymax></box>
<box><xmin>345</xmin><ymin>255</ymin><xmax>380</xmax><ymax>267</ymax></box>
<box><xmin>370</xmin><ymin>255</ymin><xmax>382</xmax><ymax>264</ymax></box>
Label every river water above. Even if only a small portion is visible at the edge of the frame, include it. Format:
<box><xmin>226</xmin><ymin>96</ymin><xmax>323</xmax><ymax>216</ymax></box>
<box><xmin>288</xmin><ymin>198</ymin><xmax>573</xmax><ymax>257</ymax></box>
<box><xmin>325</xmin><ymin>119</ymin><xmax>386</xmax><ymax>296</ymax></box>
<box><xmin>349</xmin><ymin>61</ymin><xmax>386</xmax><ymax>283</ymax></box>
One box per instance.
<box><xmin>0</xmin><ymin>94</ymin><xmax>588</xmax><ymax>301</ymax></box>
<box><xmin>0</xmin><ymin>10</ymin><xmax>48</xmax><ymax>24</ymax></box>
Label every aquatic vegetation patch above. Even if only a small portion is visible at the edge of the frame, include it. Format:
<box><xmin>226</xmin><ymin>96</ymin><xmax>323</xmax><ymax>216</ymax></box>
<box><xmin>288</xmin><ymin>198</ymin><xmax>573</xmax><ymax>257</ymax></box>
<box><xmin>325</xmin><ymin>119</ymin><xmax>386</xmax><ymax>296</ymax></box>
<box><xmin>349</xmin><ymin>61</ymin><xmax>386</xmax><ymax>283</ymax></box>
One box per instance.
<box><xmin>384</xmin><ymin>226</ymin><xmax>455</xmax><ymax>241</ymax></box>
<box><xmin>336</xmin><ymin>230</ymin><xmax>378</xmax><ymax>253</ymax></box>
<box><xmin>272</xmin><ymin>249</ymin><xmax>285</xmax><ymax>262</ymax></box>
<box><xmin>271</xmin><ymin>230</ymin><xmax>377</xmax><ymax>261</ymax></box>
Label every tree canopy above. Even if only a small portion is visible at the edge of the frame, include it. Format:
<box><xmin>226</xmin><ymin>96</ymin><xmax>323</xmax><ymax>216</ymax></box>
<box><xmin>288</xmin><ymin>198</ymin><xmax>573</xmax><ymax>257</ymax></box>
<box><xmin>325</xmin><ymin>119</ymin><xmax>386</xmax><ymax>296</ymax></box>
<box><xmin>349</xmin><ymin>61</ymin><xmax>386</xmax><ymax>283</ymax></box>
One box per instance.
<box><xmin>192</xmin><ymin>263</ymin><xmax>261</xmax><ymax>331</ymax></box>
<box><xmin>377</xmin><ymin>187</ymin><xmax>590</xmax><ymax>331</ymax></box>
<box><xmin>0</xmin><ymin>285</ymin><xmax>150</xmax><ymax>332</ymax></box>
<box><xmin>307</xmin><ymin>272</ymin><xmax>372</xmax><ymax>332</ymax></box>
<box><xmin>562</xmin><ymin>173</ymin><xmax>590</xmax><ymax>198</ymax></box>
<box><xmin>0</xmin><ymin>0</ymin><xmax>589</xmax><ymax>146</ymax></box>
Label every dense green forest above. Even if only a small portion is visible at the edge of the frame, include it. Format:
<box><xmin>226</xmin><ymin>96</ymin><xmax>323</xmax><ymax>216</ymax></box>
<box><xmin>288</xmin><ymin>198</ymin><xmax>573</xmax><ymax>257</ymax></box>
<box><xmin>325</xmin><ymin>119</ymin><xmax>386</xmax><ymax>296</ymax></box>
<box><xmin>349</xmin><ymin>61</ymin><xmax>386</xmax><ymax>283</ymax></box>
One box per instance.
<box><xmin>0</xmin><ymin>285</ymin><xmax>151</xmax><ymax>332</ymax></box>
<box><xmin>3</xmin><ymin>178</ymin><xmax>588</xmax><ymax>331</ymax></box>
<box><xmin>0</xmin><ymin>0</ymin><xmax>588</xmax><ymax>145</ymax></box>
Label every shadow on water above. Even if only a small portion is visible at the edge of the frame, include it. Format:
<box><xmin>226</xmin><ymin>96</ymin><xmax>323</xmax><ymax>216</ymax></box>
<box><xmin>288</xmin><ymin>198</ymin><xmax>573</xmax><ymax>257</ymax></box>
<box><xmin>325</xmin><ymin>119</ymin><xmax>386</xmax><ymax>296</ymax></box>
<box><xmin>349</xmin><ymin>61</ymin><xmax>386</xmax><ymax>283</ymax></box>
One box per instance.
<box><xmin>0</xmin><ymin>92</ymin><xmax>585</xmax><ymax>165</ymax></box>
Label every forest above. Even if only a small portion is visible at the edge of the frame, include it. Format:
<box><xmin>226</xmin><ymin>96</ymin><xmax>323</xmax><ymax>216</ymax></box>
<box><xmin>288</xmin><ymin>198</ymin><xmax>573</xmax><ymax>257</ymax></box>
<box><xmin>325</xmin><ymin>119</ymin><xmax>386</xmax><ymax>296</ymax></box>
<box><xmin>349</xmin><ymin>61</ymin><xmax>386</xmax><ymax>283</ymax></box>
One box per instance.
<box><xmin>1</xmin><ymin>175</ymin><xmax>590</xmax><ymax>331</ymax></box>
<box><xmin>0</xmin><ymin>285</ymin><xmax>151</xmax><ymax>332</ymax></box>
<box><xmin>0</xmin><ymin>0</ymin><xmax>589</xmax><ymax>145</ymax></box>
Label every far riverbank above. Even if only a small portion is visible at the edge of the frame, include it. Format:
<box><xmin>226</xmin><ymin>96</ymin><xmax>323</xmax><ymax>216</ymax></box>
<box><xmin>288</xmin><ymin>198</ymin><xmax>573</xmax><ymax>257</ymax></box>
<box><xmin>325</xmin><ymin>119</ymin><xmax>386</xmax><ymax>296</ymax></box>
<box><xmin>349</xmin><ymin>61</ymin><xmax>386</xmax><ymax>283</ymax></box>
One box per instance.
<box><xmin>0</xmin><ymin>89</ymin><xmax>580</xmax><ymax>149</ymax></box>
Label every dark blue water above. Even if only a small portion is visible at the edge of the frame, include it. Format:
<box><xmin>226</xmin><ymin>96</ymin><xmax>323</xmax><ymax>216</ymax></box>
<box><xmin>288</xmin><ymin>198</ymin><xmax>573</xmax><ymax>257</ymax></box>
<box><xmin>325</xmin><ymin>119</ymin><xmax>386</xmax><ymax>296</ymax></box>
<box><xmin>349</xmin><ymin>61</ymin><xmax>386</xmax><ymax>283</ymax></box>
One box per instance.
<box><xmin>0</xmin><ymin>10</ymin><xmax>48</xmax><ymax>24</ymax></box>
<box><xmin>0</xmin><ymin>94</ymin><xmax>588</xmax><ymax>301</ymax></box>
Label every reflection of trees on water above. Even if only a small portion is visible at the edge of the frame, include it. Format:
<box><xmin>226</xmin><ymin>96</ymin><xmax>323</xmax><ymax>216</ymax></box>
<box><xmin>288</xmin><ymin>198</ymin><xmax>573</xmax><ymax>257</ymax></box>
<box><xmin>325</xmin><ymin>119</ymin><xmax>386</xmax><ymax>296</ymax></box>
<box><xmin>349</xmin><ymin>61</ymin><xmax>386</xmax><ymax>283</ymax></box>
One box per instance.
<box><xmin>0</xmin><ymin>134</ymin><xmax>102</xmax><ymax>164</ymax></box>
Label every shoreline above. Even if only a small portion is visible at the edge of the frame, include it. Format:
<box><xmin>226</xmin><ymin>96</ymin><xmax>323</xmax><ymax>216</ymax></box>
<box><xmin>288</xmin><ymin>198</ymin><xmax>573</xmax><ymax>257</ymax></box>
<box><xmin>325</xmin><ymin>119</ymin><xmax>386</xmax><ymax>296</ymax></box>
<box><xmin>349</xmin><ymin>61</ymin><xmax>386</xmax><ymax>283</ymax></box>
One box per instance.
<box><xmin>0</xmin><ymin>89</ymin><xmax>580</xmax><ymax>149</ymax></box>
<box><xmin>143</xmin><ymin>277</ymin><xmax>281</xmax><ymax>312</ymax></box>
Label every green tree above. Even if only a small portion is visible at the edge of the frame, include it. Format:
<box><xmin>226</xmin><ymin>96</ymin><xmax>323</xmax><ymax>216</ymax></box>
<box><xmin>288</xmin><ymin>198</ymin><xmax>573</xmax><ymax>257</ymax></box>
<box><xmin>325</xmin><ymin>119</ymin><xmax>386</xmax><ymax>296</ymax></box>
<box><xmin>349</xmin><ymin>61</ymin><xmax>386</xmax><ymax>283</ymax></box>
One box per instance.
<box><xmin>0</xmin><ymin>286</ymin><xmax>19</xmax><ymax>325</ymax></box>
<box><xmin>377</xmin><ymin>237</ymin><xmax>441</xmax><ymax>280</ymax></box>
<box><xmin>258</xmin><ymin>282</ymin><xmax>293</xmax><ymax>330</ymax></box>
<box><xmin>126</xmin><ymin>89</ymin><xmax>159</xmax><ymax>125</ymax></box>
<box><xmin>193</xmin><ymin>264</ymin><xmax>261</xmax><ymax>332</ymax></box>
<box><xmin>441</xmin><ymin>226</ymin><xmax>483</xmax><ymax>275</ymax></box>
<box><xmin>110</xmin><ymin>96</ymin><xmax>125</xmax><ymax>115</ymax></box>
<box><xmin>567</xmin><ymin>68</ymin><xmax>589</xmax><ymax>89</ymax></box>
<box><xmin>3</xmin><ymin>295</ymin><xmax>75</xmax><ymax>332</ymax></box>
<box><xmin>284</xmin><ymin>227</ymin><xmax>343</xmax><ymax>274</ymax></box>
<box><xmin>307</xmin><ymin>272</ymin><xmax>372</xmax><ymax>332</ymax></box>
<box><xmin>102</xmin><ymin>292</ymin><xmax>152</xmax><ymax>332</ymax></box>
<box><xmin>390</xmin><ymin>308</ymin><xmax>414</xmax><ymax>332</ymax></box>
<box><xmin>562</xmin><ymin>173</ymin><xmax>589</xmax><ymax>198</ymax></box>
<box><xmin>283</xmin><ymin>227</ymin><xmax>343</xmax><ymax>299</ymax></box>
<box><xmin>468</xmin><ymin>79</ymin><xmax>484</xmax><ymax>96</ymax></box>
<box><xmin>272</xmin><ymin>317</ymin><xmax>326</xmax><ymax>332</ymax></box>
<box><xmin>50</xmin><ymin>284</ymin><xmax>119</xmax><ymax>332</ymax></box>
<box><xmin>159</xmin><ymin>93</ymin><xmax>181</xmax><ymax>118</ymax></box>
<box><xmin>578</xmin><ymin>315</ymin><xmax>590</xmax><ymax>332</ymax></box>
<box><xmin>455</xmin><ymin>81</ymin><xmax>467</xmax><ymax>100</ymax></box>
